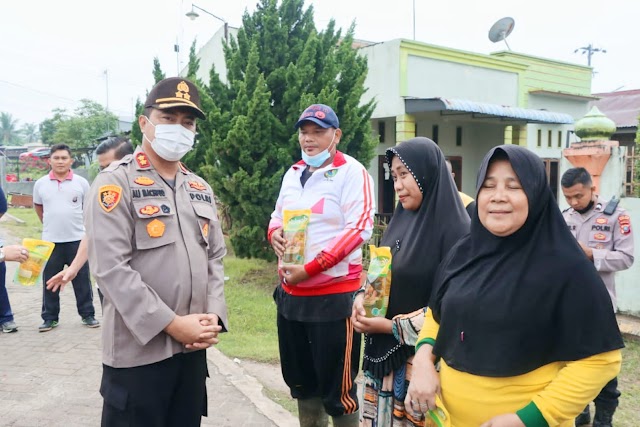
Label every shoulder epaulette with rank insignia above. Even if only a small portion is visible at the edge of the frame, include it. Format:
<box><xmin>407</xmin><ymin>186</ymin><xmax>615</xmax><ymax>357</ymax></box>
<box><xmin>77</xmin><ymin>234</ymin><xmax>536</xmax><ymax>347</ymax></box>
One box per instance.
<box><xmin>562</xmin><ymin>207</ymin><xmax>571</xmax><ymax>213</ymax></box>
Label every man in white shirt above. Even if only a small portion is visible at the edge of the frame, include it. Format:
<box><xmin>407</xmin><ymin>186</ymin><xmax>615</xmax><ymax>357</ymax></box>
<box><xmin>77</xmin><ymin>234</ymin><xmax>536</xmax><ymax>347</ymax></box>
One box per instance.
<box><xmin>33</xmin><ymin>143</ymin><xmax>98</xmax><ymax>332</ymax></box>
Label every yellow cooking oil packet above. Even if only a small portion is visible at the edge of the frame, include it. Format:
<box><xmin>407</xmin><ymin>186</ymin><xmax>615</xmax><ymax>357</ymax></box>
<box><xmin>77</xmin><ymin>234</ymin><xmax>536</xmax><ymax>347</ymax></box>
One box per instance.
<box><xmin>14</xmin><ymin>239</ymin><xmax>56</xmax><ymax>286</ymax></box>
<box><xmin>282</xmin><ymin>209</ymin><xmax>311</xmax><ymax>265</ymax></box>
<box><xmin>424</xmin><ymin>395</ymin><xmax>451</xmax><ymax>427</ymax></box>
<box><xmin>363</xmin><ymin>245</ymin><xmax>392</xmax><ymax>317</ymax></box>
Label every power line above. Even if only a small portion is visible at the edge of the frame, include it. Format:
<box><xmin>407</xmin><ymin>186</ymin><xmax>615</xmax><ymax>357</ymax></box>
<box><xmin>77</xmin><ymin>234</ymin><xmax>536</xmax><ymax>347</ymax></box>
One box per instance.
<box><xmin>0</xmin><ymin>79</ymin><xmax>132</xmax><ymax>117</ymax></box>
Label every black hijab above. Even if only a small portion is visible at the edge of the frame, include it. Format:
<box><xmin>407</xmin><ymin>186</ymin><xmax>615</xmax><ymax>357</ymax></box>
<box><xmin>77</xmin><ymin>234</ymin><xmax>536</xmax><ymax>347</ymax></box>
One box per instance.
<box><xmin>430</xmin><ymin>145</ymin><xmax>623</xmax><ymax>377</ymax></box>
<box><xmin>363</xmin><ymin>137</ymin><xmax>470</xmax><ymax>378</ymax></box>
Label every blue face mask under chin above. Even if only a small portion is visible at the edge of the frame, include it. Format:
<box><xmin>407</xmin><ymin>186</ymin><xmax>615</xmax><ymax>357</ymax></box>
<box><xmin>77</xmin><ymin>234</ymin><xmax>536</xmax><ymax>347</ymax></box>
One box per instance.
<box><xmin>301</xmin><ymin>130</ymin><xmax>337</xmax><ymax>168</ymax></box>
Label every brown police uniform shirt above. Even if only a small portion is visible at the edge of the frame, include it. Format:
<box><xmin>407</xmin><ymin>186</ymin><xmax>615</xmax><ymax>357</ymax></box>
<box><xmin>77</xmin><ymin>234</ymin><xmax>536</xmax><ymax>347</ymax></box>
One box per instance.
<box><xmin>85</xmin><ymin>147</ymin><xmax>228</xmax><ymax>368</ymax></box>
<box><xmin>563</xmin><ymin>196</ymin><xmax>634</xmax><ymax>309</ymax></box>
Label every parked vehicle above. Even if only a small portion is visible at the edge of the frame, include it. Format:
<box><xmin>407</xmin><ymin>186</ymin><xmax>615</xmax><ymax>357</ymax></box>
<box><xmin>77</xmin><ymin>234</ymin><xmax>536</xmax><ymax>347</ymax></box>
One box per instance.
<box><xmin>19</xmin><ymin>147</ymin><xmax>50</xmax><ymax>161</ymax></box>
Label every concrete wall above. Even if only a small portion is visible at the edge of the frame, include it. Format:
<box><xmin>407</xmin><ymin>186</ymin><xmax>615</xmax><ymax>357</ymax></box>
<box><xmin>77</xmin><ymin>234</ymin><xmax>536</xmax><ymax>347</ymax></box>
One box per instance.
<box><xmin>5</xmin><ymin>182</ymin><xmax>35</xmax><ymax>196</ymax></box>
<box><xmin>526</xmin><ymin>124</ymin><xmax>575</xmax><ymax>160</ymax></box>
<box><xmin>367</xmin><ymin>115</ymin><xmax>502</xmax><ymax>197</ymax></box>
<box><xmin>360</xmin><ymin>40</ymin><xmax>404</xmax><ymax>118</ymax></box>
<box><xmin>528</xmin><ymin>94</ymin><xmax>590</xmax><ymax>121</ymax></box>
<box><xmin>185</xmin><ymin>26</ymin><xmax>239</xmax><ymax>85</ymax></box>
<box><xmin>617</xmin><ymin>197</ymin><xmax>640</xmax><ymax>316</ymax></box>
<box><xmin>405</xmin><ymin>56</ymin><xmax>519</xmax><ymax>106</ymax></box>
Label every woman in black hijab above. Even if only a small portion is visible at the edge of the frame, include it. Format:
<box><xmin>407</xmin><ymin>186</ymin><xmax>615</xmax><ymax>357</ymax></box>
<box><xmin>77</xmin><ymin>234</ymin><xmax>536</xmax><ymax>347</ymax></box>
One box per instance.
<box><xmin>351</xmin><ymin>138</ymin><xmax>470</xmax><ymax>426</ymax></box>
<box><xmin>406</xmin><ymin>145</ymin><xmax>623</xmax><ymax>427</ymax></box>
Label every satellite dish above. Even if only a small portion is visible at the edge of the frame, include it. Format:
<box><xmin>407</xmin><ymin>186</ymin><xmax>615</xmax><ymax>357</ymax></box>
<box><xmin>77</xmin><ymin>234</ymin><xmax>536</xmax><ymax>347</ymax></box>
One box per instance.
<box><xmin>488</xmin><ymin>17</ymin><xmax>515</xmax><ymax>50</ymax></box>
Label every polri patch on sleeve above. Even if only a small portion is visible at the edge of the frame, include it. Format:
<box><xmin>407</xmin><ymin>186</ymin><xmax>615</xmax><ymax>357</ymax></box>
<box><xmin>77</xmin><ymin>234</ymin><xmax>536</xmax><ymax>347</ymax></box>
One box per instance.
<box><xmin>99</xmin><ymin>185</ymin><xmax>123</xmax><ymax>213</ymax></box>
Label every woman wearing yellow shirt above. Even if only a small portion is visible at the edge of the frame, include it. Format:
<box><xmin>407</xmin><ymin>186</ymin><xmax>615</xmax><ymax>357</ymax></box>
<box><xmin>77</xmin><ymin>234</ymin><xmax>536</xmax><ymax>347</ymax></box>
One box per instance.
<box><xmin>406</xmin><ymin>145</ymin><xmax>623</xmax><ymax>427</ymax></box>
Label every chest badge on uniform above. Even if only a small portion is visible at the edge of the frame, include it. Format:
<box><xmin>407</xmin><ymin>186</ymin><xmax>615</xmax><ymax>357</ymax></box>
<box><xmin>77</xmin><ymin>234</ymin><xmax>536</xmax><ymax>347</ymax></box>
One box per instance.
<box><xmin>134</xmin><ymin>176</ymin><xmax>155</xmax><ymax>186</ymax></box>
<box><xmin>147</xmin><ymin>219</ymin><xmax>165</xmax><ymax>238</ymax></box>
<box><xmin>98</xmin><ymin>185</ymin><xmax>122</xmax><ymax>213</ymax></box>
<box><xmin>202</xmin><ymin>222</ymin><xmax>209</xmax><ymax>238</ymax></box>
<box><xmin>136</xmin><ymin>153</ymin><xmax>150</xmax><ymax>169</ymax></box>
<box><xmin>595</xmin><ymin>217</ymin><xmax>608</xmax><ymax>224</ymax></box>
<box><xmin>594</xmin><ymin>233</ymin><xmax>606</xmax><ymax>241</ymax></box>
<box><xmin>188</xmin><ymin>181</ymin><xmax>206</xmax><ymax>191</ymax></box>
<box><xmin>161</xmin><ymin>204</ymin><xmax>170</xmax><ymax>214</ymax></box>
<box><xmin>139</xmin><ymin>205</ymin><xmax>160</xmax><ymax>216</ymax></box>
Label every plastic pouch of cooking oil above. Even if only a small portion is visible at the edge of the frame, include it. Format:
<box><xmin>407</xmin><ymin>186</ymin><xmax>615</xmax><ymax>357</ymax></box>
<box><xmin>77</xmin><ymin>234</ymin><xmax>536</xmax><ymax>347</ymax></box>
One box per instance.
<box><xmin>282</xmin><ymin>209</ymin><xmax>311</xmax><ymax>265</ymax></box>
<box><xmin>363</xmin><ymin>245</ymin><xmax>392</xmax><ymax>317</ymax></box>
<box><xmin>14</xmin><ymin>239</ymin><xmax>55</xmax><ymax>286</ymax></box>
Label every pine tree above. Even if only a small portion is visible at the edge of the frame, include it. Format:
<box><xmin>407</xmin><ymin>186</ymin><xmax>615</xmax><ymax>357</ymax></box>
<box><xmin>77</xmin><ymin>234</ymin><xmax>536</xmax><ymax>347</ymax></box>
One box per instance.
<box><xmin>131</xmin><ymin>58</ymin><xmax>167</xmax><ymax>145</ymax></box>
<box><xmin>200</xmin><ymin>0</ymin><xmax>376</xmax><ymax>259</ymax></box>
<box><xmin>130</xmin><ymin>98</ymin><xmax>143</xmax><ymax>146</ymax></box>
<box><xmin>152</xmin><ymin>57</ymin><xmax>166</xmax><ymax>83</ymax></box>
<box><xmin>202</xmin><ymin>42</ymin><xmax>289</xmax><ymax>258</ymax></box>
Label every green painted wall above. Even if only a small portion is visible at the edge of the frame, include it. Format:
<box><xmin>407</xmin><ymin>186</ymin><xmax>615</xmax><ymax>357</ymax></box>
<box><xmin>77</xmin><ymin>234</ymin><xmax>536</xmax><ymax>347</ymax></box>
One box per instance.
<box><xmin>398</xmin><ymin>40</ymin><xmax>592</xmax><ymax>109</ymax></box>
<box><xmin>399</xmin><ymin>40</ymin><xmax>527</xmax><ymax>104</ymax></box>
<box><xmin>492</xmin><ymin>51</ymin><xmax>592</xmax><ymax>108</ymax></box>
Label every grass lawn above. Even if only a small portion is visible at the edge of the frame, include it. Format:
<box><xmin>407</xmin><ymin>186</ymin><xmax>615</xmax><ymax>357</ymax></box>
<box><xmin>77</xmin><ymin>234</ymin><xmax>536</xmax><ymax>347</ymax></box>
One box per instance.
<box><xmin>4</xmin><ymin>207</ymin><xmax>43</xmax><ymax>240</ymax></box>
<box><xmin>217</xmin><ymin>256</ymin><xmax>281</xmax><ymax>363</ymax></box>
<box><xmin>617</xmin><ymin>338</ymin><xmax>640</xmax><ymax>425</ymax></box>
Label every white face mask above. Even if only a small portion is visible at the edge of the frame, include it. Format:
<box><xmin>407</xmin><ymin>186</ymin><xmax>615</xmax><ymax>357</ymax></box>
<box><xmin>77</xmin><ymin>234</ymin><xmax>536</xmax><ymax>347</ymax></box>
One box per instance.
<box><xmin>143</xmin><ymin>117</ymin><xmax>195</xmax><ymax>162</ymax></box>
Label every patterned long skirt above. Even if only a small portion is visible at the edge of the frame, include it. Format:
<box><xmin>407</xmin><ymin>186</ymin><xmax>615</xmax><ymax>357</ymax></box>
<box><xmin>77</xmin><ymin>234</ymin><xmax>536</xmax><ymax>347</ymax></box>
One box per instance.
<box><xmin>361</xmin><ymin>357</ymin><xmax>424</xmax><ymax>427</ymax></box>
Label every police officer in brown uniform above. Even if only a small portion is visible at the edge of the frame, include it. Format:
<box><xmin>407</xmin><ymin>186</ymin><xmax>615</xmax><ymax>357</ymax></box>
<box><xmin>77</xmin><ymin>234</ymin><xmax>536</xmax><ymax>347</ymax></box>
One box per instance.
<box><xmin>561</xmin><ymin>167</ymin><xmax>634</xmax><ymax>427</ymax></box>
<box><xmin>85</xmin><ymin>77</ymin><xmax>228</xmax><ymax>427</ymax></box>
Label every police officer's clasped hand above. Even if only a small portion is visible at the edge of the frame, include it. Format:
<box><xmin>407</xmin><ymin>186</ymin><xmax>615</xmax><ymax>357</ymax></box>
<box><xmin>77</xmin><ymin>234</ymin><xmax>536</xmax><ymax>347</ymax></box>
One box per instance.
<box><xmin>186</xmin><ymin>314</ymin><xmax>222</xmax><ymax>350</ymax></box>
<box><xmin>270</xmin><ymin>227</ymin><xmax>287</xmax><ymax>258</ymax></box>
<box><xmin>165</xmin><ymin>313</ymin><xmax>220</xmax><ymax>348</ymax></box>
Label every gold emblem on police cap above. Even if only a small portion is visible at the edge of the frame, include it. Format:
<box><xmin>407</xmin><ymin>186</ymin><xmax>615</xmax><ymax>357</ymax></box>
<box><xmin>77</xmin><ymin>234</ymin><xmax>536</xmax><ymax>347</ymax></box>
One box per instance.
<box><xmin>176</xmin><ymin>81</ymin><xmax>191</xmax><ymax>101</ymax></box>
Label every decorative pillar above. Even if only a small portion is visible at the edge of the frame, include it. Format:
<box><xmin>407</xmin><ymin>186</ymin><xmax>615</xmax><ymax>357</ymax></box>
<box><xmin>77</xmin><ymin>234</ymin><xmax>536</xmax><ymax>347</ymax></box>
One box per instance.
<box><xmin>504</xmin><ymin>125</ymin><xmax>527</xmax><ymax>146</ymax></box>
<box><xmin>395</xmin><ymin>114</ymin><xmax>416</xmax><ymax>144</ymax></box>
<box><xmin>563</xmin><ymin>107</ymin><xmax>618</xmax><ymax>193</ymax></box>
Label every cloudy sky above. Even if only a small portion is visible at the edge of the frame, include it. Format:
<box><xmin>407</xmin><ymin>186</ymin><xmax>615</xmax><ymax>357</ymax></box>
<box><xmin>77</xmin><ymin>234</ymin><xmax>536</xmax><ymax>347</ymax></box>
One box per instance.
<box><xmin>1</xmin><ymin>0</ymin><xmax>636</xmax><ymax>128</ymax></box>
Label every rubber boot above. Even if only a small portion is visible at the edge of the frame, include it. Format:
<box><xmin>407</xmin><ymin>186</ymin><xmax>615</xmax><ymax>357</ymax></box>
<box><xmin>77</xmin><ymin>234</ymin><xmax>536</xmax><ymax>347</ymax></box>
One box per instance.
<box><xmin>331</xmin><ymin>412</ymin><xmax>359</xmax><ymax>427</ymax></box>
<box><xmin>575</xmin><ymin>405</ymin><xmax>591</xmax><ymax>426</ymax></box>
<box><xmin>297</xmin><ymin>398</ymin><xmax>328</xmax><ymax>427</ymax></box>
<box><xmin>593</xmin><ymin>406</ymin><xmax>615</xmax><ymax>427</ymax></box>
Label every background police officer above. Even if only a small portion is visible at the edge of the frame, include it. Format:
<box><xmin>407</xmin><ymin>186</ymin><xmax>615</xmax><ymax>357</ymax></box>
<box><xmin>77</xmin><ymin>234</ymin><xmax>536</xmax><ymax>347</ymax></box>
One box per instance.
<box><xmin>85</xmin><ymin>77</ymin><xmax>227</xmax><ymax>426</ymax></box>
<box><xmin>561</xmin><ymin>167</ymin><xmax>634</xmax><ymax>427</ymax></box>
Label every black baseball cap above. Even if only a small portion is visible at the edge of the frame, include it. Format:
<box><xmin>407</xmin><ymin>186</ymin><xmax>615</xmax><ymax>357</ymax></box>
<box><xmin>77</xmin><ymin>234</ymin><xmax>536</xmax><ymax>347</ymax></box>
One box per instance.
<box><xmin>145</xmin><ymin>77</ymin><xmax>206</xmax><ymax>120</ymax></box>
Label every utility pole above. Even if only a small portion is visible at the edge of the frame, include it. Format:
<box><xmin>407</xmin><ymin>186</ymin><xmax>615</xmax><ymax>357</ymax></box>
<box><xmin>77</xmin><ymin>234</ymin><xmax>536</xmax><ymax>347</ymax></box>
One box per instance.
<box><xmin>412</xmin><ymin>0</ymin><xmax>416</xmax><ymax>40</ymax></box>
<box><xmin>104</xmin><ymin>69</ymin><xmax>110</xmax><ymax>132</ymax></box>
<box><xmin>175</xmin><ymin>39</ymin><xmax>180</xmax><ymax>75</ymax></box>
<box><xmin>574</xmin><ymin>43</ymin><xmax>606</xmax><ymax>67</ymax></box>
